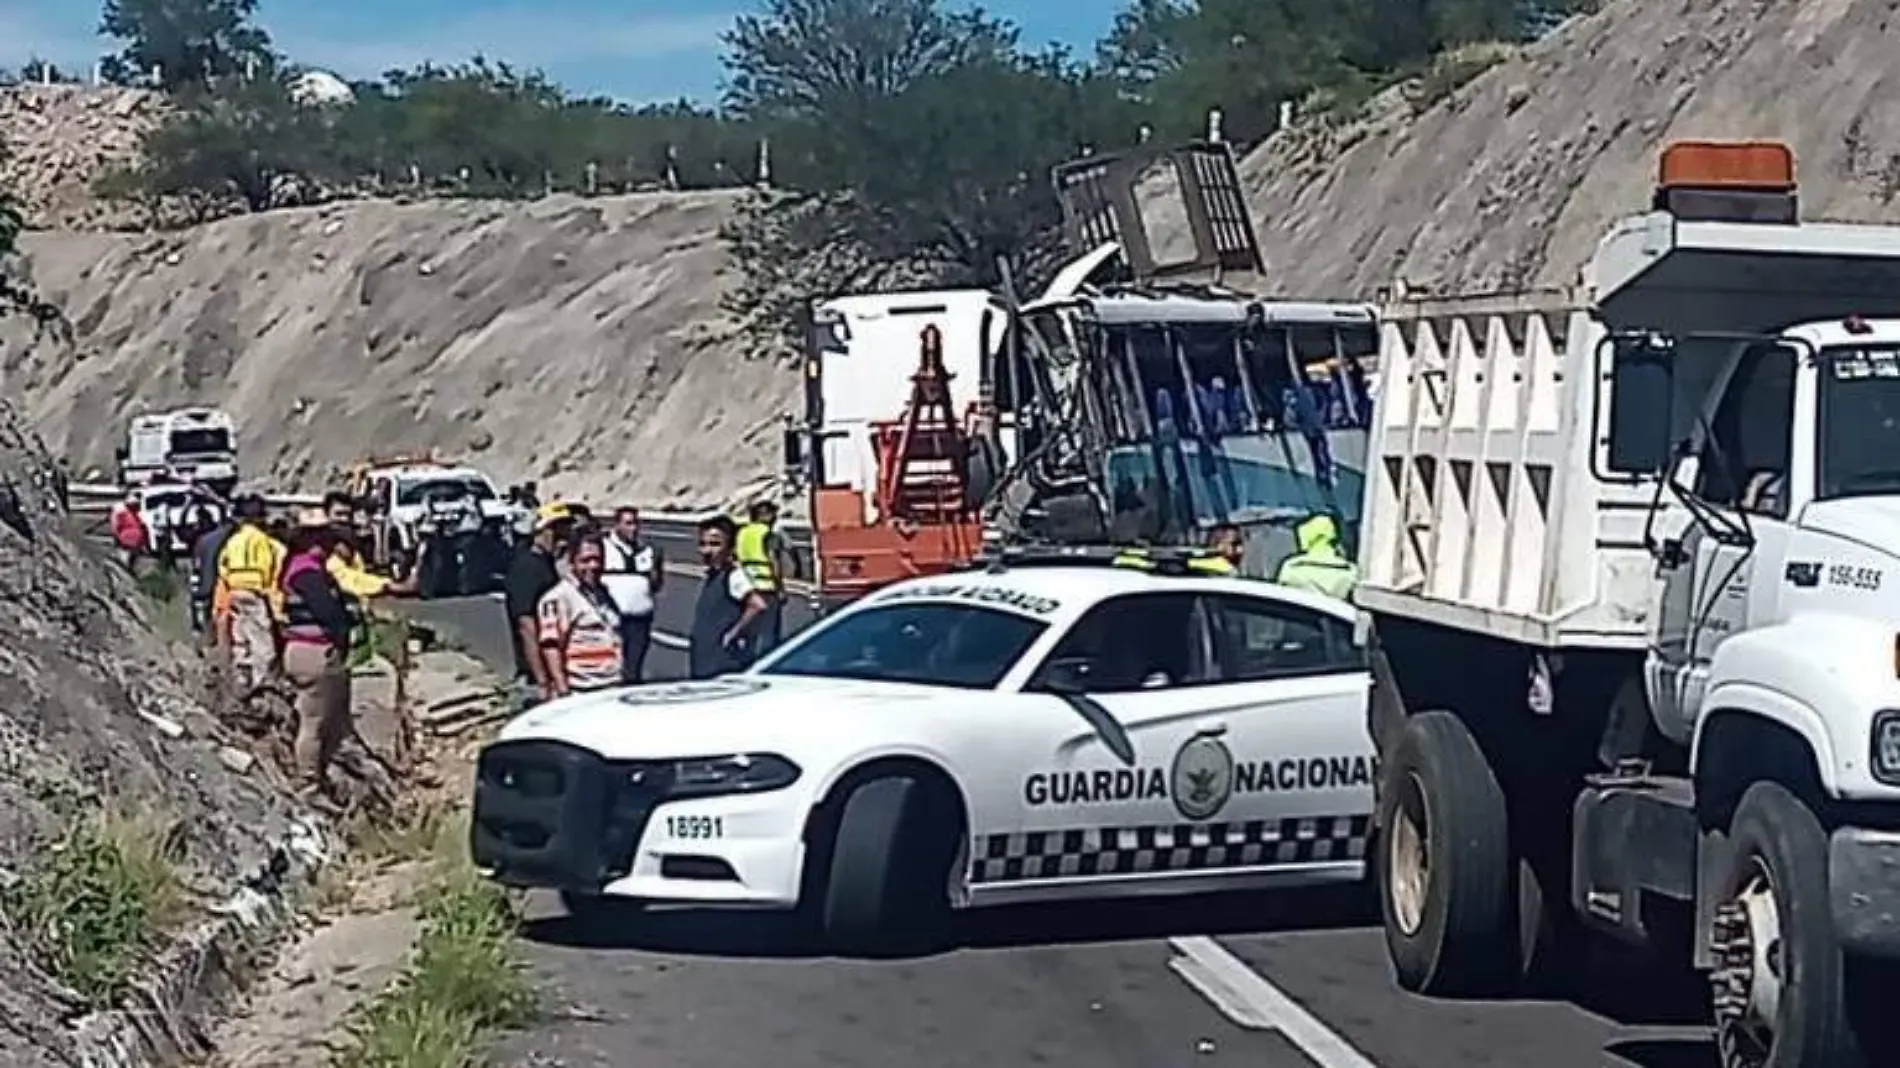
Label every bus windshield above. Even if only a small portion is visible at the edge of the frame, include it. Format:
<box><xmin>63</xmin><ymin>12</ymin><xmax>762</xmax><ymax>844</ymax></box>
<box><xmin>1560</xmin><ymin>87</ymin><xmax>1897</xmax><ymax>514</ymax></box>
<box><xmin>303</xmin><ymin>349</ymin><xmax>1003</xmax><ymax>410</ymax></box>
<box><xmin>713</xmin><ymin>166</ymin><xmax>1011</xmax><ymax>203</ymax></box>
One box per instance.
<box><xmin>1088</xmin><ymin>316</ymin><xmax>1376</xmax><ymax>543</ymax></box>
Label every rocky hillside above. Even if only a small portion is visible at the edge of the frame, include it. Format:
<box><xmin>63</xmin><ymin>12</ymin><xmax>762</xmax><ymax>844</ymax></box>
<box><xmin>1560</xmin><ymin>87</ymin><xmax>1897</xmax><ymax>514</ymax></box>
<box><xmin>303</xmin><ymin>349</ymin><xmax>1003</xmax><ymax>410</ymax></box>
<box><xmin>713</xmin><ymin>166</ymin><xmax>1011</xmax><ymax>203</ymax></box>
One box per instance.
<box><xmin>1239</xmin><ymin>0</ymin><xmax>1900</xmax><ymax>297</ymax></box>
<box><xmin>0</xmin><ymin>85</ymin><xmax>164</xmax><ymax>230</ymax></box>
<box><xmin>3</xmin><ymin>191</ymin><xmax>798</xmax><ymax>507</ymax></box>
<box><xmin>0</xmin><ymin>398</ymin><xmax>296</xmax><ymax>1064</ymax></box>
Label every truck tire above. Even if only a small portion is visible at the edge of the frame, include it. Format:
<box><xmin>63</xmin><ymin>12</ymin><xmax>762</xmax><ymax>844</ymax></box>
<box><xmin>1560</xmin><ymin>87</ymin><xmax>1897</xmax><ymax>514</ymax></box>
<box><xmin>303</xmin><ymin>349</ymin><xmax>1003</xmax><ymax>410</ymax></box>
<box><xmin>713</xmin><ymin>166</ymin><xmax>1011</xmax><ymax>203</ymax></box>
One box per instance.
<box><xmin>817</xmin><ymin>775</ymin><xmax>956</xmax><ymax>956</ymax></box>
<box><xmin>1711</xmin><ymin>781</ymin><xmax>1872</xmax><ymax>1068</ymax></box>
<box><xmin>1376</xmin><ymin>709</ymin><xmax>1515</xmax><ymax>996</ymax></box>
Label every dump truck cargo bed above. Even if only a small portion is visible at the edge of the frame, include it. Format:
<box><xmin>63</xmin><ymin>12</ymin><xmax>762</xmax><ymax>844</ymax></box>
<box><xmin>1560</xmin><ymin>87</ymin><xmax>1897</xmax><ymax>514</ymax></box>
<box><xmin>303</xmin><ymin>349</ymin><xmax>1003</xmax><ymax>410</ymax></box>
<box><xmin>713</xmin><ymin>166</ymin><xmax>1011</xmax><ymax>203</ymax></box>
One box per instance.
<box><xmin>1358</xmin><ymin>209</ymin><xmax>1900</xmax><ymax>650</ymax></box>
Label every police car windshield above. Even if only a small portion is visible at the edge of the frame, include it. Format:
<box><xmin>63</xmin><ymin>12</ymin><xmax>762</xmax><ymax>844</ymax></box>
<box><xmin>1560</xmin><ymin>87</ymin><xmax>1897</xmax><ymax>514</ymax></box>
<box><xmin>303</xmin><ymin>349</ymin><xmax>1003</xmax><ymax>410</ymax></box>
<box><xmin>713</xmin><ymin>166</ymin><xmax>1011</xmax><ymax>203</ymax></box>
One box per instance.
<box><xmin>758</xmin><ymin>602</ymin><xmax>1046</xmax><ymax>690</ymax></box>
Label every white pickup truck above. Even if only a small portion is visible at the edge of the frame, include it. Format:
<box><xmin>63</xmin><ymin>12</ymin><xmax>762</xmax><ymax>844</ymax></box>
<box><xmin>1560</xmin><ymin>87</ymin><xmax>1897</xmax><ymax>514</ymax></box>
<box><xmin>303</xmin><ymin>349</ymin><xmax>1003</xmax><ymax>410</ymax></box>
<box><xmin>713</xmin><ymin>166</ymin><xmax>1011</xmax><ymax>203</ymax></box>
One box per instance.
<box><xmin>1357</xmin><ymin>140</ymin><xmax>1900</xmax><ymax>1067</ymax></box>
<box><xmin>353</xmin><ymin>461</ymin><xmax>514</xmax><ymax>597</ymax></box>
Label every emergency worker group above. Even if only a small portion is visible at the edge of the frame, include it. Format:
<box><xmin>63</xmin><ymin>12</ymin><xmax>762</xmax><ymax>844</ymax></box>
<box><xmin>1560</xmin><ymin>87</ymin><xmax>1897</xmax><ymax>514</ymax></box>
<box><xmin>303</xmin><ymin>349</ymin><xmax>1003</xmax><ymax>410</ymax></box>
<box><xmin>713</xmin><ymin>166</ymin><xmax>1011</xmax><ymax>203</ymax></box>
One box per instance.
<box><xmin>505</xmin><ymin>499</ymin><xmax>792</xmax><ymax>710</ymax></box>
<box><xmin>157</xmin><ymin>489</ymin><xmax>426</xmax><ymax>812</ymax></box>
<box><xmin>147</xmin><ymin>471</ymin><xmax>1354</xmax><ymax>802</ymax></box>
<box><xmin>1110</xmin><ymin>512</ymin><xmax>1359</xmax><ymax>599</ymax></box>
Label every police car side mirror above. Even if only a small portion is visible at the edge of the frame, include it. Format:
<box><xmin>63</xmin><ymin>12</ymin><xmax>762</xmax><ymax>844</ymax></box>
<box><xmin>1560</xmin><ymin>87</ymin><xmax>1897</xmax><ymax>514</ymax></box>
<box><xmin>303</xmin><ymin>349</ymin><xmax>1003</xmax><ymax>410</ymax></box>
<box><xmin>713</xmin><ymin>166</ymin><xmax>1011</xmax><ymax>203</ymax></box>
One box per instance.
<box><xmin>1037</xmin><ymin>657</ymin><xmax>1095</xmax><ymax>694</ymax></box>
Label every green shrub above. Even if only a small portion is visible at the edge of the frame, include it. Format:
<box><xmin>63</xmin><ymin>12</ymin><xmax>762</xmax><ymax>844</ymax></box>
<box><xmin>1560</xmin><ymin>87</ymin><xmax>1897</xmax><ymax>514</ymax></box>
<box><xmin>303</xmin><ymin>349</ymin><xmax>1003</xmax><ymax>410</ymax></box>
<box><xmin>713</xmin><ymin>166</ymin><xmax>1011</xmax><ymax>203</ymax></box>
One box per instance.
<box><xmin>2</xmin><ymin>808</ymin><xmax>184</xmax><ymax>1004</ymax></box>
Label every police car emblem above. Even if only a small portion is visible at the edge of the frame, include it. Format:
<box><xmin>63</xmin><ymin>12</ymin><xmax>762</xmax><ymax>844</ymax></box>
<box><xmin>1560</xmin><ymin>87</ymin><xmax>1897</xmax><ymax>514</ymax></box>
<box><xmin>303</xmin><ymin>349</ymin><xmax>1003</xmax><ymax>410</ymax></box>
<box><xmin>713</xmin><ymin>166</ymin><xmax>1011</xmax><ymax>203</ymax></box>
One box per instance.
<box><xmin>1170</xmin><ymin>734</ymin><xmax>1234</xmax><ymax>821</ymax></box>
<box><xmin>616</xmin><ymin>678</ymin><xmax>768</xmax><ymax>705</ymax></box>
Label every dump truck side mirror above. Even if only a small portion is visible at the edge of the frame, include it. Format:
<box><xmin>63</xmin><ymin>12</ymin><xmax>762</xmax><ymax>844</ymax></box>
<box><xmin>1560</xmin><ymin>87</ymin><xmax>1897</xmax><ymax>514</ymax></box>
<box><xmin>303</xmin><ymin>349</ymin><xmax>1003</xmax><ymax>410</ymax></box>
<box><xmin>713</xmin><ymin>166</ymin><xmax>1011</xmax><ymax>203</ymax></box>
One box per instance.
<box><xmin>1603</xmin><ymin>335</ymin><xmax>1676</xmax><ymax>474</ymax></box>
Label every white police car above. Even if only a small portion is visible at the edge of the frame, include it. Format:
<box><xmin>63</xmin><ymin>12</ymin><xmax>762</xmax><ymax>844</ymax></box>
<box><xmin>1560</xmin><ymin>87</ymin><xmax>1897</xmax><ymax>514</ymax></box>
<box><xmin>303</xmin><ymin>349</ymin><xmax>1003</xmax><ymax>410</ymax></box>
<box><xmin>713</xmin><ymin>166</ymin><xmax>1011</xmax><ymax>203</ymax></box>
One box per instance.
<box><xmin>470</xmin><ymin>547</ymin><xmax>1376</xmax><ymax>950</ymax></box>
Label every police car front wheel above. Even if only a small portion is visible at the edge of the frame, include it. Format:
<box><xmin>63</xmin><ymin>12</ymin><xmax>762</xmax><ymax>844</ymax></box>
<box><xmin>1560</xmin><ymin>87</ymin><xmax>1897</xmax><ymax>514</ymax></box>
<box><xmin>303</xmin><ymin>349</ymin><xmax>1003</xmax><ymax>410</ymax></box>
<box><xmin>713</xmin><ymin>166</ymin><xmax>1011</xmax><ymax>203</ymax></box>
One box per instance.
<box><xmin>811</xmin><ymin>774</ymin><xmax>961</xmax><ymax>956</ymax></box>
<box><xmin>560</xmin><ymin>890</ymin><xmax>645</xmax><ymax>928</ymax></box>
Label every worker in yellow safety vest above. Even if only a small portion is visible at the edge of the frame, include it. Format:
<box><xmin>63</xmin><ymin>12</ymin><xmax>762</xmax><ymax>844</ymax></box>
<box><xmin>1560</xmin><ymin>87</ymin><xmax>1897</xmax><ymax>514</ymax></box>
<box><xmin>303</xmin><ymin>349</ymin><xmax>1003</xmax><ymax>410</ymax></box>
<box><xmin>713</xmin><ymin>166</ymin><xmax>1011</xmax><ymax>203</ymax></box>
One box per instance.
<box><xmin>1275</xmin><ymin>513</ymin><xmax>1358</xmax><ymax>600</ymax></box>
<box><xmin>735</xmin><ymin>500</ymin><xmax>792</xmax><ymax>654</ymax></box>
<box><xmin>216</xmin><ymin>494</ymin><xmax>287</xmax><ymax>693</ymax></box>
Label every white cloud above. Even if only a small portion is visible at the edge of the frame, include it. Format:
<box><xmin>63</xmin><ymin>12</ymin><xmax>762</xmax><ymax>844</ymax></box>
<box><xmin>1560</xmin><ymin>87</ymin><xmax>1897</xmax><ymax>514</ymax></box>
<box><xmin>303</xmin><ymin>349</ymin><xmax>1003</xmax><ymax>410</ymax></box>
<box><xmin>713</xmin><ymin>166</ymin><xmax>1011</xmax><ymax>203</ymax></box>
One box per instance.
<box><xmin>276</xmin><ymin>9</ymin><xmax>734</xmax><ymax>80</ymax></box>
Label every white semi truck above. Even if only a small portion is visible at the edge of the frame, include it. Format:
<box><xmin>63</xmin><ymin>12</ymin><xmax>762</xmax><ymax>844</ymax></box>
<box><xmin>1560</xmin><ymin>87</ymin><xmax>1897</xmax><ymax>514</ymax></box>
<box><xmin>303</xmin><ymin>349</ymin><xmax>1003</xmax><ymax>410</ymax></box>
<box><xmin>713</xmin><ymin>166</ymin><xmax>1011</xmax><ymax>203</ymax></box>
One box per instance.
<box><xmin>1359</xmin><ymin>140</ymin><xmax>1900</xmax><ymax>1066</ymax></box>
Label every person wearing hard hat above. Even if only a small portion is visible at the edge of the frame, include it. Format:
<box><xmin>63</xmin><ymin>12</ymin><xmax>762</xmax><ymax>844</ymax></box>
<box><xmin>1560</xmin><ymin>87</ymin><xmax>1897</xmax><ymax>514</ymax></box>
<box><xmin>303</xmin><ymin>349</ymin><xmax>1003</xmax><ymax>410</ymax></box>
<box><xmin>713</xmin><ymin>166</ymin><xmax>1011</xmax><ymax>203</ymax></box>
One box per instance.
<box><xmin>1275</xmin><ymin>513</ymin><xmax>1358</xmax><ymax>600</ymax></box>
<box><xmin>505</xmin><ymin>502</ymin><xmax>575</xmax><ymax>706</ymax></box>
<box><xmin>735</xmin><ymin>500</ymin><xmax>792</xmax><ymax>654</ymax></box>
<box><xmin>217</xmin><ymin>494</ymin><xmax>286</xmax><ymax>694</ymax></box>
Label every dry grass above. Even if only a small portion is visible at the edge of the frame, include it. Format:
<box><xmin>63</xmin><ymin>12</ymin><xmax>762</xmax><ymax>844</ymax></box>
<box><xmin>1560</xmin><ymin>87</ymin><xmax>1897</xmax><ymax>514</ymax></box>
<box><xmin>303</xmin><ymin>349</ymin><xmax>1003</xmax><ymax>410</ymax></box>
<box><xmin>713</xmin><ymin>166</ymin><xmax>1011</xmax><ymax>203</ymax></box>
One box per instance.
<box><xmin>331</xmin><ymin>810</ymin><xmax>534</xmax><ymax>1068</ymax></box>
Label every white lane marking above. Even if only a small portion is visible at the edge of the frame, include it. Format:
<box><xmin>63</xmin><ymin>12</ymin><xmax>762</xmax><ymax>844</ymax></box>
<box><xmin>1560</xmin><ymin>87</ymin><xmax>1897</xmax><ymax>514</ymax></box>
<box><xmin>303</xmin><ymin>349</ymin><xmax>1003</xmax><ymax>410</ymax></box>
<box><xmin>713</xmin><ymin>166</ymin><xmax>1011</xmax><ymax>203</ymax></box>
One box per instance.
<box><xmin>1167</xmin><ymin>935</ymin><xmax>1379</xmax><ymax>1068</ymax></box>
<box><xmin>653</xmin><ymin>630</ymin><xmax>689</xmax><ymax>650</ymax></box>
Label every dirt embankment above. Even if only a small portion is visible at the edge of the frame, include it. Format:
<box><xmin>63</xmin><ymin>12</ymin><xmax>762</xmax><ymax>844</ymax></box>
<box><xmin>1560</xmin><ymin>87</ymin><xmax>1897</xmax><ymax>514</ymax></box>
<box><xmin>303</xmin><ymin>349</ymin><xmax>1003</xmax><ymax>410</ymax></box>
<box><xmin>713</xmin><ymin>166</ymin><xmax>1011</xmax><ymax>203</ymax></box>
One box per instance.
<box><xmin>0</xmin><ymin>398</ymin><xmax>300</xmax><ymax>1064</ymax></box>
<box><xmin>1235</xmin><ymin>0</ymin><xmax>1900</xmax><ymax>298</ymax></box>
<box><xmin>3</xmin><ymin>191</ymin><xmax>802</xmax><ymax>507</ymax></box>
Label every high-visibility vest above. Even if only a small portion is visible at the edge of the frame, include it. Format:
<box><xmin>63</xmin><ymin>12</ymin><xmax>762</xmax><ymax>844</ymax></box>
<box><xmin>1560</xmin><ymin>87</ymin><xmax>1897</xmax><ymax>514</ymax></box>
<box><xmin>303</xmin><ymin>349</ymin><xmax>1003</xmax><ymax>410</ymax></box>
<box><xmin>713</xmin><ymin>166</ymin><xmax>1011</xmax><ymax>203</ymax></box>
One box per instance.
<box><xmin>1275</xmin><ymin>551</ymin><xmax>1358</xmax><ymax>600</ymax></box>
<box><xmin>327</xmin><ymin>547</ymin><xmax>389</xmax><ymax>600</ymax></box>
<box><xmin>735</xmin><ymin>522</ymin><xmax>779</xmax><ymax>592</ymax></box>
<box><xmin>217</xmin><ymin>524</ymin><xmax>286</xmax><ymax>615</ymax></box>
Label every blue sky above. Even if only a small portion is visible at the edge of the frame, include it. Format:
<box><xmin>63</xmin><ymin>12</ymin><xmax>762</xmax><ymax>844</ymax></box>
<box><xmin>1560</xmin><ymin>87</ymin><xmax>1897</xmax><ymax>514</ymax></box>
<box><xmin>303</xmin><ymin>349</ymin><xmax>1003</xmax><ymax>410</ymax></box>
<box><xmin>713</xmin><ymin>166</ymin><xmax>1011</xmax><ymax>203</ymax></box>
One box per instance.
<box><xmin>0</xmin><ymin>0</ymin><xmax>1125</xmax><ymax>103</ymax></box>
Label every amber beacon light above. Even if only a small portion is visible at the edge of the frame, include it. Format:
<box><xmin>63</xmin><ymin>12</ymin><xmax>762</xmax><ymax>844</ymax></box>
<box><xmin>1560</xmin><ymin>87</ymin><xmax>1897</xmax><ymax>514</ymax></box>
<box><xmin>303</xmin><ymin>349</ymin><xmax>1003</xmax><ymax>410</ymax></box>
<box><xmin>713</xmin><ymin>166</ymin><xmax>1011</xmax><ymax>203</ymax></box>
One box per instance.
<box><xmin>1654</xmin><ymin>140</ymin><xmax>1798</xmax><ymax>223</ymax></box>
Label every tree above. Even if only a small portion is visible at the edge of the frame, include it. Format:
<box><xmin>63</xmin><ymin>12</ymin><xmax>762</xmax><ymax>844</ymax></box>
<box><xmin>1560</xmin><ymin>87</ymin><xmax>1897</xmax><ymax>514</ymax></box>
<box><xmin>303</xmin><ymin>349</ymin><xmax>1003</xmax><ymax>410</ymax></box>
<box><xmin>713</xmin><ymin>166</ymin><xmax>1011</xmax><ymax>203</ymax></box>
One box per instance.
<box><xmin>722</xmin><ymin>0</ymin><xmax>1016</xmax><ymax>124</ymax></box>
<box><xmin>99</xmin><ymin>0</ymin><xmax>274</xmax><ymax>89</ymax></box>
<box><xmin>4</xmin><ymin>57</ymin><xmax>86</xmax><ymax>85</ymax></box>
<box><xmin>1094</xmin><ymin>0</ymin><xmax>1602</xmax><ymax>146</ymax></box>
<box><xmin>129</xmin><ymin>75</ymin><xmax>326</xmax><ymax>213</ymax></box>
<box><xmin>844</xmin><ymin>48</ymin><xmax>1141</xmax><ymax>275</ymax></box>
<box><xmin>718</xmin><ymin>1</ymin><xmax>1146</xmax><ymax>361</ymax></box>
<box><xmin>722</xmin><ymin>0</ymin><xmax>1130</xmax><ymax>273</ymax></box>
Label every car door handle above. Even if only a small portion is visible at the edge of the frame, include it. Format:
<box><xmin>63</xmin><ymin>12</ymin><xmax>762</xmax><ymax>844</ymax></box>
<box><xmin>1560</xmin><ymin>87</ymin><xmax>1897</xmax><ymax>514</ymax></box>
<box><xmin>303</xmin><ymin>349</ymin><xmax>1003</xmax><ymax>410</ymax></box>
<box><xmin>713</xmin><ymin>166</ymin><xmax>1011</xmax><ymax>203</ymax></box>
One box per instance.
<box><xmin>1193</xmin><ymin>720</ymin><xmax>1228</xmax><ymax>739</ymax></box>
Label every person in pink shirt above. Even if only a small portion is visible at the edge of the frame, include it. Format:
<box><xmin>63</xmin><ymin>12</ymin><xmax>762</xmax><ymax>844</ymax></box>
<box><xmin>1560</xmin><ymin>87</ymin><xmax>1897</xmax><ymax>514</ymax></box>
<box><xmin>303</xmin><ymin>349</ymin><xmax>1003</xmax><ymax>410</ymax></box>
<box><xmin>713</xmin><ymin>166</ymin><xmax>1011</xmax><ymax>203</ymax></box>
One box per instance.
<box><xmin>279</xmin><ymin>510</ymin><xmax>355</xmax><ymax>811</ymax></box>
<box><xmin>110</xmin><ymin>491</ymin><xmax>147</xmax><ymax>569</ymax></box>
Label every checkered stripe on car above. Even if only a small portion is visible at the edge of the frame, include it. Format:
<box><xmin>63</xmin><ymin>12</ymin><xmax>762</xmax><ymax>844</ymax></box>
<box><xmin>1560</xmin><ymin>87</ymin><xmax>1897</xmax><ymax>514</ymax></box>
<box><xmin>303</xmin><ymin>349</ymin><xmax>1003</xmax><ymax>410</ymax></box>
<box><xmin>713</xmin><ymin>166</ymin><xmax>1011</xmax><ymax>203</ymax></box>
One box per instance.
<box><xmin>968</xmin><ymin>815</ymin><xmax>1371</xmax><ymax>884</ymax></box>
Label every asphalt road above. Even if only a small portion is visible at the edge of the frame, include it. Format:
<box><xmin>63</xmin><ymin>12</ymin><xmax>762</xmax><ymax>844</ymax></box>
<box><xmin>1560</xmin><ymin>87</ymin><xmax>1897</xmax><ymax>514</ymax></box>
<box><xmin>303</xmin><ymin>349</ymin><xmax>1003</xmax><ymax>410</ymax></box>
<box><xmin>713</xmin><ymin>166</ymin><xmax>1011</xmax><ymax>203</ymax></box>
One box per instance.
<box><xmin>404</xmin><ymin>527</ymin><xmax>1718</xmax><ymax>1068</ymax></box>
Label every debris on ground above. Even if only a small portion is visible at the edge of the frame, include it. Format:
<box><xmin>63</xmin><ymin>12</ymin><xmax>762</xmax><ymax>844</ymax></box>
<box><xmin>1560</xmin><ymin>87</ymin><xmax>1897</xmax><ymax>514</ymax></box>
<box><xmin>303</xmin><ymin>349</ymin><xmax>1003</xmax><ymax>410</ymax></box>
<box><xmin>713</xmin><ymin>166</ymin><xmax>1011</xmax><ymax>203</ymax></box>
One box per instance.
<box><xmin>205</xmin><ymin>649</ymin><xmax>522</xmax><ymax>1068</ymax></box>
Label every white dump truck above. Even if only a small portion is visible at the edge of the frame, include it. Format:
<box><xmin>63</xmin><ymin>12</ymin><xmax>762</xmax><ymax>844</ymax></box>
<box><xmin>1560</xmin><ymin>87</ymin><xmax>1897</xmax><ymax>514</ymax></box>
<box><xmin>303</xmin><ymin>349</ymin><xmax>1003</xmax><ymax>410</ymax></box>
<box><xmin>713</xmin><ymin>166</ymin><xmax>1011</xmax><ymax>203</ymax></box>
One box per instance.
<box><xmin>1359</xmin><ymin>140</ymin><xmax>1900</xmax><ymax>1066</ymax></box>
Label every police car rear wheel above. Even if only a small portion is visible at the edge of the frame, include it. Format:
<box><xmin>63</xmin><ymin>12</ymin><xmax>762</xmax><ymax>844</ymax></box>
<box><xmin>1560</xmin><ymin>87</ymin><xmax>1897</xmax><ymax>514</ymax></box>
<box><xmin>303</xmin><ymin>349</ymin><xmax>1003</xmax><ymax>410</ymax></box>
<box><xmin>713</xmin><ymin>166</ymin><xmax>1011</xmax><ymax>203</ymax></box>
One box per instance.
<box><xmin>818</xmin><ymin>774</ymin><xmax>957</xmax><ymax>956</ymax></box>
<box><xmin>1377</xmin><ymin>710</ymin><xmax>1515</xmax><ymax>996</ymax></box>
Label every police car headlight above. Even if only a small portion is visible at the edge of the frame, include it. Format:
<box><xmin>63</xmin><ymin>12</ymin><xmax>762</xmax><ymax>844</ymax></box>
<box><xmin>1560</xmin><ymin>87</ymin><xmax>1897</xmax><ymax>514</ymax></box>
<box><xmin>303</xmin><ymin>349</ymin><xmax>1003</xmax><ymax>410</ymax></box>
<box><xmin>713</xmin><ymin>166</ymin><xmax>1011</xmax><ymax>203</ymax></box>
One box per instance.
<box><xmin>1872</xmin><ymin>711</ymin><xmax>1900</xmax><ymax>785</ymax></box>
<box><xmin>668</xmin><ymin>753</ymin><xmax>800</xmax><ymax>797</ymax></box>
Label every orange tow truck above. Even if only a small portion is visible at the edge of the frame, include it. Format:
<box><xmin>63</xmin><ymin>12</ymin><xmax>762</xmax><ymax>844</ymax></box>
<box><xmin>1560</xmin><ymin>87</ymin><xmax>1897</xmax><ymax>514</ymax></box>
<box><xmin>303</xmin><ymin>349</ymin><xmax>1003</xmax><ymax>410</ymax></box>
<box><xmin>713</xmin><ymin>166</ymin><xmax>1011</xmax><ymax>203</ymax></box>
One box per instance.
<box><xmin>784</xmin><ymin>298</ymin><xmax>1005</xmax><ymax>613</ymax></box>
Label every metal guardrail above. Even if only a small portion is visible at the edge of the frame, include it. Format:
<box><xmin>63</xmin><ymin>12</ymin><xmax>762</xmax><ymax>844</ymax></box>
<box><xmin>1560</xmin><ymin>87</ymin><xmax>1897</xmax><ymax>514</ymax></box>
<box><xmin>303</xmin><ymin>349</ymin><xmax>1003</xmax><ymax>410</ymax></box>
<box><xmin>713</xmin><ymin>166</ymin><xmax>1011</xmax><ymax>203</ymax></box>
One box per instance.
<box><xmin>66</xmin><ymin>481</ymin><xmax>322</xmax><ymax>508</ymax></box>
